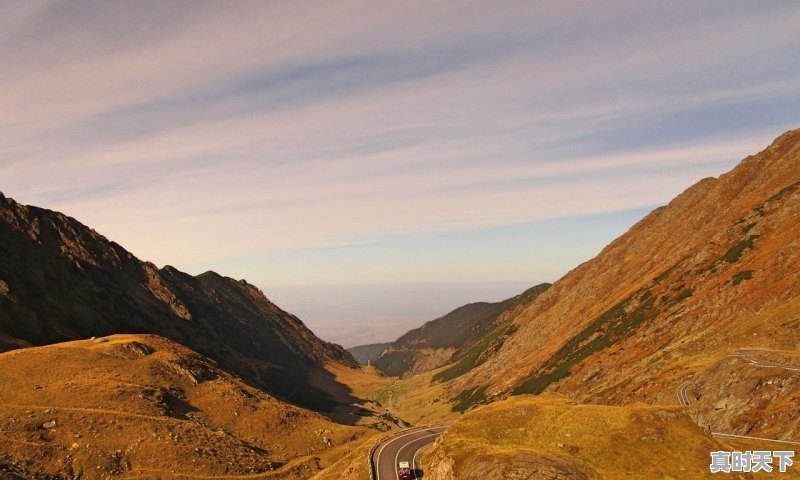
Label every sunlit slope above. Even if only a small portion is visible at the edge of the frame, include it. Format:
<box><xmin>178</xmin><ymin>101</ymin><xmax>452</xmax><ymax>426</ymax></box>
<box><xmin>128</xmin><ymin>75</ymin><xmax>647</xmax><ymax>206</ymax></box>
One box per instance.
<box><xmin>0</xmin><ymin>335</ymin><xmax>368</xmax><ymax>479</ymax></box>
<box><xmin>422</xmin><ymin>395</ymin><xmax>740</xmax><ymax>480</ymax></box>
<box><xmin>447</xmin><ymin>129</ymin><xmax>800</xmax><ymax>420</ymax></box>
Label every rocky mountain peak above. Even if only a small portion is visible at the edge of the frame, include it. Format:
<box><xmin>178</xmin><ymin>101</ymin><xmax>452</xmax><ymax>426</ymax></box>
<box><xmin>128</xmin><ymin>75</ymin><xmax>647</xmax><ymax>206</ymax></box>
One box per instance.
<box><xmin>0</xmin><ymin>195</ymin><xmax>357</xmax><ymax>410</ymax></box>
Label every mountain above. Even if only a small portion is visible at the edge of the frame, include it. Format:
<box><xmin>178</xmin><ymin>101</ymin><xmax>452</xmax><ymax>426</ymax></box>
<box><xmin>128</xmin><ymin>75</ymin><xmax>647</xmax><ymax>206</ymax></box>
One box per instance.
<box><xmin>0</xmin><ymin>334</ymin><xmax>368</xmax><ymax>479</ymax></box>
<box><xmin>347</xmin><ymin>342</ymin><xmax>392</xmax><ymax>366</ymax></box>
<box><xmin>0</xmin><ymin>193</ymin><xmax>356</xmax><ymax>411</ymax></box>
<box><xmin>439</xmin><ymin>129</ymin><xmax>800</xmax><ymax>440</ymax></box>
<box><xmin>310</xmin><ymin>129</ymin><xmax>800</xmax><ymax>479</ymax></box>
<box><xmin>372</xmin><ymin>284</ymin><xmax>551</xmax><ymax>378</ymax></box>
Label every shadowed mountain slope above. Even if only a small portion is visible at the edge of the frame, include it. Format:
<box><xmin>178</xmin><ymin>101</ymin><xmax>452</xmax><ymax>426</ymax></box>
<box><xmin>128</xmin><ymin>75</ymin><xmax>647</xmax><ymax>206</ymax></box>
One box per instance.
<box><xmin>373</xmin><ymin>283</ymin><xmax>551</xmax><ymax>377</ymax></box>
<box><xmin>347</xmin><ymin>342</ymin><xmax>392</xmax><ymax>366</ymax></box>
<box><xmin>0</xmin><ymin>193</ymin><xmax>356</xmax><ymax>411</ymax></box>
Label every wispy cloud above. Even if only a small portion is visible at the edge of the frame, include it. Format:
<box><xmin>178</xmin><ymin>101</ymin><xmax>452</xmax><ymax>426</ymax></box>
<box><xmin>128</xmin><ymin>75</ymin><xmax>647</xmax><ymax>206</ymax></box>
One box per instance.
<box><xmin>2</xmin><ymin>0</ymin><xmax>799</xmax><ymax>271</ymax></box>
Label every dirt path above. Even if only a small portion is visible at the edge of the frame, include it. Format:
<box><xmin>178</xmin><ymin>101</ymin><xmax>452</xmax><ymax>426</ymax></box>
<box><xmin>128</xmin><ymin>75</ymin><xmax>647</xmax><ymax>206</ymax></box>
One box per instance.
<box><xmin>0</xmin><ymin>403</ymin><xmax>184</xmax><ymax>424</ymax></box>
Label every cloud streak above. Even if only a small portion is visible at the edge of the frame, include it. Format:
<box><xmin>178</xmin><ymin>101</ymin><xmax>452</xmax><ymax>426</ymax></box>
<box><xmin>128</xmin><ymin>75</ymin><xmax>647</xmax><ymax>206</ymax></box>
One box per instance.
<box><xmin>2</xmin><ymin>1</ymin><xmax>799</xmax><ymax>287</ymax></box>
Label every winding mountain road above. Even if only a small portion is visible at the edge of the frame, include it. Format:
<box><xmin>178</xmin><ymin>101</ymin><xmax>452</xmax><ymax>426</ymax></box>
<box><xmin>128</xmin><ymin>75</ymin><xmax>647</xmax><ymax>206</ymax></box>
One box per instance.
<box><xmin>372</xmin><ymin>425</ymin><xmax>448</xmax><ymax>480</ymax></box>
<box><xmin>735</xmin><ymin>349</ymin><xmax>800</xmax><ymax>372</ymax></box>
<box><xmin>676</xmin><ymin>349</ymin><xmax>800</xmax><ymax>406</ymax></box>
<box><xmin>676</xmin><ymin>381</ymin><xmax>693</xmax><ymax>406</ymax></box>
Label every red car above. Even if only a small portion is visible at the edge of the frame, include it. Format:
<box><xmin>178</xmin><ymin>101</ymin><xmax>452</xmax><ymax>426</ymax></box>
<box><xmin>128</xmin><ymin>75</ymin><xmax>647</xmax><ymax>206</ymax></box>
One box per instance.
<box><xmin>397</xmin><ymin>461</ymin><xmax>413</xmax><ymax>479</ymax></box>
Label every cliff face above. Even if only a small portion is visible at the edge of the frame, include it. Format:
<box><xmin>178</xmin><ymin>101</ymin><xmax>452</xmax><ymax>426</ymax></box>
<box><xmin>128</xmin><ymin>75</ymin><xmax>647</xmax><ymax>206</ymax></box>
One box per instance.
<box><xmin>0</xmin><ymin>194</ymin><xmax>356</xmax><ymax>410</ymax></box>
<box><xmin>447</xmin><ymin>130</ymin><xmax>800</xmax><ymax>438</ymax></box>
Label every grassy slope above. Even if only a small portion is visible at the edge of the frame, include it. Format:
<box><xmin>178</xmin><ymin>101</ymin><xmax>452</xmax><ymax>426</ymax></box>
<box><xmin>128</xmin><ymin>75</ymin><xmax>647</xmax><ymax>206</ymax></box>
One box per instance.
<box><xmin>0</xmin><ymin>335</ymin><xmax>368</xmax><ymax>480</ymax></box>
<box><xmin>423</xmin><ymin>395</ymin><xmax>748</xmax><ymax>480</ymax></box>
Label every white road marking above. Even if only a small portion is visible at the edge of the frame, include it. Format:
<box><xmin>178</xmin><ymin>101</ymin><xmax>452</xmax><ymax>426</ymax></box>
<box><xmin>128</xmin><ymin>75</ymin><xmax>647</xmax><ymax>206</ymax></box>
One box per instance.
<box><xmin>682</xmin><ymin>349</ymin><xmax>800</xmax><ymax>448</ymax></box>
<box><xmin>736</xmin><ymin>351</ymin><xmax>800</xmax><ymax>372</ymax></box>
<box><xmin>712</xmin><ymin>432</ymin><xmax>800</xmax><ymax>446</ymax></box>
<box><xmin>375</xmin><ymin>429</ymin><xmax>427</xmax><ymax>480</ymax></box>
<box><xmin>676</xmin><ymin>381</ymin><xmax>691</xmax><ymax>406</ymax></box>
<box><xmin>395</xmin><ymin>432</ymin><xmax>441</xmax><ymax>480</ymax></box>
<box><xmin>374</xmin><ymin>426</ymin><xmax>448</xmax><ymax>480</ymax></box>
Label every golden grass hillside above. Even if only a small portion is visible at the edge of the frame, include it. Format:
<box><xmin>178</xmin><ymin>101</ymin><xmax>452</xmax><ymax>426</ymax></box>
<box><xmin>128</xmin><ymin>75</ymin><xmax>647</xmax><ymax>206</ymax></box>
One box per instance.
<box><xmin>422</xmin><ymin>394</ymin><xmax>751</xmax><ymax>480</ymax></box>
<box><xmin>0</xmin><ymin>335</ymin><xmax>369</xmax><ymax>479</ymax></box>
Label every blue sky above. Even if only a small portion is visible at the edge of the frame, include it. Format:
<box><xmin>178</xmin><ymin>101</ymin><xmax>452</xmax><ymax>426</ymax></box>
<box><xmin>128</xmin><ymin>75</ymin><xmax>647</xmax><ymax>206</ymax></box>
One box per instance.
<box><xmin>2</xmin><ymin>1</ymin><xmax>799</xmax><ymax>345</ymax></box>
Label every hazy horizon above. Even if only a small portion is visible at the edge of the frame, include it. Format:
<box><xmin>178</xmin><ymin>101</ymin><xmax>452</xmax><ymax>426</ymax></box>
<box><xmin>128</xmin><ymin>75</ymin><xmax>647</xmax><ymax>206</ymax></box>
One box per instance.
<box><xmin>184</xmin><ymin>205</ymin><xmax>656</xmax><ymax>346</ymax></box>
<box><xmin>3</xmin><ymin>1</ymin><xmax>799</xmax><ymax>345</ymax></box>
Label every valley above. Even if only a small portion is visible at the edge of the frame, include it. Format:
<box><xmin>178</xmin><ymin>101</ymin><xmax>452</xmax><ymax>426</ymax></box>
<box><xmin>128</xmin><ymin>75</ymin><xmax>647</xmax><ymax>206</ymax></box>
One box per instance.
<box><xmin>1</xmin><ymin>129</ymin><xmax>799</xmax><ymax>479</ymax></box>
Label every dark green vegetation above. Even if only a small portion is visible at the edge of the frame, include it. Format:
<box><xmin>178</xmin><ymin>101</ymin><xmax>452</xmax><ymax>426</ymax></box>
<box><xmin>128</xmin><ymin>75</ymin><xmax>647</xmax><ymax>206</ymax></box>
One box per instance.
<box><xmin>346</xmin><ymin>342</ymin><xmax>392</xmax><ymax>366</ymax></box>
<box><xmin>765</xmin><ymin>178</ymin><xmax>800</xmax><ymax>203</ymax></box>
<box><xmin>434</xmin><ymin>322</ymin><xmax>518</xmax><ymax>383</ymax></box>
<box><xmin>510</xmin><ymin>199</ymin><xmax>779</xmax><ymax>400</ymax></box>
<box><xmin>373</xmin><ymin>350</ymin><xmax>420</xmax><ymax>377</ymax></box>
<box><xmin>374</xmin><ymin>283</ymin><xmax>551</xmax><ymax>378</ymax></box>
<box><xmin>392</xmin><ymin>302</ymin><xmax>513</xmax><ymax>350</ymax></box>
<box><xmin>723</xmin><ymin>235</ymin><xmax>759</xmax><ymax>263</ymax></box>
<box><xmin>668</xmin><ymin>288</ymin><xmax>694</xmax><ymax>305</ymax></box>
<box><xmin>513</xmin><ymin>286</ymin><xmax>662</xmax><ymax>396</ymax></box>
<box><xmin>0</xmin><ymin>195</ymin><xmax>356</xmax><ymax>412</ymax></box>
<box><xmin>452</xmin><ymin>386</ymin><xmax>488</xmax><ymax>414</ymax></box>
<box><xmin>732</xmin><ymin>270</ymin><xmax>755</xmax><ymax>286</ymax></box>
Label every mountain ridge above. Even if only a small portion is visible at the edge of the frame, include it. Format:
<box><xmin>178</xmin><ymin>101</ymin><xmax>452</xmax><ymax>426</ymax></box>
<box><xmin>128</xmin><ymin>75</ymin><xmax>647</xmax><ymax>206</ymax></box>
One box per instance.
<box><xmin>0</xmin><ymin>193</ymin><xmax>356</xmax><ymax>411</ymax></box>
<box><xmin>440</xmin><ymin>129</ymin><xmax>800</xmax><ymax>433</ymax></box>
<box><xmin>381</xmin><ymin>128</ymin><xmax>800</xmax><ymax>479</ymax></box>
<box><xmin>370</xmin><ymin>283</ymin><xmax>551</xmax><ymax>378</ymax></box>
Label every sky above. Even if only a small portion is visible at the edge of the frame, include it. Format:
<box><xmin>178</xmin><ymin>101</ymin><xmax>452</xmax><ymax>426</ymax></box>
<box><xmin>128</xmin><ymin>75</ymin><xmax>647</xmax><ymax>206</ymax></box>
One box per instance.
<box><xmin>2</xmin><ymin>1</ymin><xmax>799</xmax><ymax>346</ymax></box>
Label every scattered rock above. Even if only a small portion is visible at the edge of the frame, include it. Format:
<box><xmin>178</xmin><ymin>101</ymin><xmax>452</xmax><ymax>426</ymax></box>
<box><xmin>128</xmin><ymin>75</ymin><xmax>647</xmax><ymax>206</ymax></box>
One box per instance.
<box><xmin>105</xmin><ymin>341</ymin><xmax>155</xmax><ymax>359</ymax></box>
<box><xmin>42</xmin><ymin>420</ymin><xmax>57</xmax><ymax>429</ymax></box>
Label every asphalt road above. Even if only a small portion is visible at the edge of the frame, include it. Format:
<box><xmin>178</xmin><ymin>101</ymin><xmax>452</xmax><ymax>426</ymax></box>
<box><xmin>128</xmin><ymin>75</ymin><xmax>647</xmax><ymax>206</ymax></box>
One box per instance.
<box><xmin>676</xmin><ymin>349</ymin><xmax>800</xmax><ymax>407</ymax></box>
<box><xmin>735</xmin><ymin>349</ymin><xmax>800</xmax><ymax>372</ymax></box>
<box><xmin>676</xmin><ymin>381</ymin><xmax>693</xmax><ymax>406</ymax></box>
<box><xmin>373</xmin><ymin>425</ymin><xmax>448</xmax><ymax>480</ymax></box>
